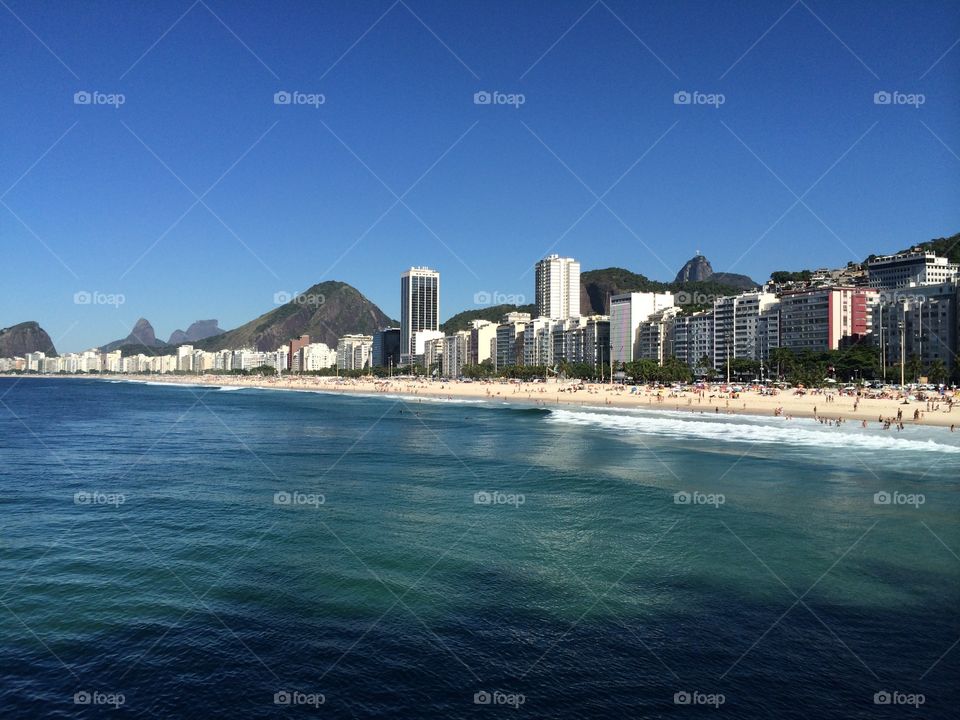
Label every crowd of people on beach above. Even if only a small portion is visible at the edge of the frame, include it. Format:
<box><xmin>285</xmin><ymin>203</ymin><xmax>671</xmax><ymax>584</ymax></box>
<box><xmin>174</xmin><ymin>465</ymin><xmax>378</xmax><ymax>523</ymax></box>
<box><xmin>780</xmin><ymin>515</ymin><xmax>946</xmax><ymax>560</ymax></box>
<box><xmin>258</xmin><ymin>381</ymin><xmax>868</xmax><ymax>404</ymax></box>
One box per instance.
<box><xmin>104</xmin><ymin>373</ymin><xmax>959</xmax><ymax>432</ymax></box>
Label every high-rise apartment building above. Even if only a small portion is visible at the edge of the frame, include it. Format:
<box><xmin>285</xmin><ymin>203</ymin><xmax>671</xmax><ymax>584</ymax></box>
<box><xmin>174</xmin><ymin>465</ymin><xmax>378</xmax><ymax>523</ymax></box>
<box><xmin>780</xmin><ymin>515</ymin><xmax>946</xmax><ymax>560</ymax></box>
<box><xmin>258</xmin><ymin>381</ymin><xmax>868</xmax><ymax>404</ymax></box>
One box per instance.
<box><xmin>535</xmin><ymin>255</ymin><xmax>581</xmax><ymax>320</ymax></box>
<box><xmin>401</xmin><ymin>267</ymin><xmax>440</xmax><ymax>364</ymax></box>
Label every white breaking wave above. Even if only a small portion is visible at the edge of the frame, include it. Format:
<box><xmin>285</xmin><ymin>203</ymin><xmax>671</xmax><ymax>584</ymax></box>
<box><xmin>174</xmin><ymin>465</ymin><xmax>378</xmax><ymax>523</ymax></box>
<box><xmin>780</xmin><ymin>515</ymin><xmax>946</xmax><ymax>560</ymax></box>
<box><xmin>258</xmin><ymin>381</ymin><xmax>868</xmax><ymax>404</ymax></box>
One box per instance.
<box><xmin>545</xmin><ymin>408</ymin><xmax>960</xmax><ymax>455</ymax></box>
<box><xmin>143</xmin><ymin>381</ymin><xmax>210</xmax><ymax>389</ymax></box>
<box><xmin>377</xmin><ymin>393</ymin><xmax>487</xmax><ymax>404</ymax></box>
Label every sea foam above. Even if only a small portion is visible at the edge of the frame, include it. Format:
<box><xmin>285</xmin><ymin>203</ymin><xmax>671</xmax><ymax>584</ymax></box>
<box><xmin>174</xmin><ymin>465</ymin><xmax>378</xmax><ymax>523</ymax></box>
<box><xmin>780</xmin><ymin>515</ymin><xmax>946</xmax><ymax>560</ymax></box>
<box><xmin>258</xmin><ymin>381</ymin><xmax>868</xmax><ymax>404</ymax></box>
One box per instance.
<box><xmin>545</xmin><ymin>407</ymin><xmax>960</xmax><ymax>455</ymax></box>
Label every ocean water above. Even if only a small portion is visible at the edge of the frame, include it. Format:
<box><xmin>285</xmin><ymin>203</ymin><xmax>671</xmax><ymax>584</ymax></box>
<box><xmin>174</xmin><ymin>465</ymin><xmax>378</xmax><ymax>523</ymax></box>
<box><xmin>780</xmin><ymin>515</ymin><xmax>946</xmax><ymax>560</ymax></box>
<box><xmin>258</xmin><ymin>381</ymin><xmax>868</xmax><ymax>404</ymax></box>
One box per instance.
<box><xmin>0</xmin><ymin>377</ymin><xmax>958</xmax><ymax>718</ymax></box>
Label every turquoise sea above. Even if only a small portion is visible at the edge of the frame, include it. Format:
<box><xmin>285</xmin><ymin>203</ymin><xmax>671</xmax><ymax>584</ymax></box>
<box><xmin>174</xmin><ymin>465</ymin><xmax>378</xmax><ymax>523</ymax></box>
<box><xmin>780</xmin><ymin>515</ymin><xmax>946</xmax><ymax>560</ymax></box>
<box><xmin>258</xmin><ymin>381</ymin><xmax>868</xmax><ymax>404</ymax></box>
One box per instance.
<box><xmin>1</xmin><ymin>377</ymin><xmax>958</xmax><ymax>718</ymax></box>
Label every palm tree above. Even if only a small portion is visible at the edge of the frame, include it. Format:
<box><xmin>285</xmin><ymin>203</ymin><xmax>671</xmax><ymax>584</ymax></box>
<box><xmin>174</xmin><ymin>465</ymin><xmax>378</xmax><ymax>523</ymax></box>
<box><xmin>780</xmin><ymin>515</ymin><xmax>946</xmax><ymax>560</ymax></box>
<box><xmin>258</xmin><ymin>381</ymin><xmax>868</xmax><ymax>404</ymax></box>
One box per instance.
<box><xmin>906</xmin><ymin>354</ymin><xmax>922</xmax><ymax>384</ymax></box>
<box><xmin>927</xmin><ymin>359</ymin><xmax>947</xmax><ymax>384</ymax></box>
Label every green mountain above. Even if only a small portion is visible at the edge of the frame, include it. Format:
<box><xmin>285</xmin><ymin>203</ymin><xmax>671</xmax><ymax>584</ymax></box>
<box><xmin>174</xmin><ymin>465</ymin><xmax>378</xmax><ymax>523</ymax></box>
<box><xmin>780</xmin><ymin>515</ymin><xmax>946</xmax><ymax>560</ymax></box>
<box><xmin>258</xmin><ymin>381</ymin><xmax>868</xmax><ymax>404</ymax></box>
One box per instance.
<box><xmin>440</xmin><ymin>303</ymin><xmax>537</xmax><ymax>334</ymax></box>
<box><xmin>898</xmin><ymin>232</ymin><xmax>960</xmax><ymax>265</ymax></box>
<box><xmin>0</xmin><ymin>321</ymin><xmax>57</xmax><ymax>357</ymax></box>
<box><xmin>195</xmin><ymin>281</ymin><xmax>396</xmax><ymax>351</ymax></box>
<box><xmin>580</xmin><ymin>268</ymin><xmax>752</xmax><ymax>315</ymax></box>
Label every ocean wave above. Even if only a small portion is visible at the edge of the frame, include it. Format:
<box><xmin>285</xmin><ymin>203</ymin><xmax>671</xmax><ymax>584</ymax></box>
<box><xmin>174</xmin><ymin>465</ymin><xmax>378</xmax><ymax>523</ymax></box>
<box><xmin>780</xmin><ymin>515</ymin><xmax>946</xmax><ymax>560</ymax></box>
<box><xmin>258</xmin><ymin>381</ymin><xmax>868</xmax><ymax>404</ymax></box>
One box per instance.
<box><xmin>545</xmin><ymin>408</ymin><xmax>960</xmax><ymax>455</ymax></box>
<box><xmin>378</xmin><ymin>393</ymin><xmax>488</xmax><ymax>404</ymax></box>
<box><xmin>143</xmin><ymin>381</ymin><xmax>214</xmax><ymax>390</ymax></box>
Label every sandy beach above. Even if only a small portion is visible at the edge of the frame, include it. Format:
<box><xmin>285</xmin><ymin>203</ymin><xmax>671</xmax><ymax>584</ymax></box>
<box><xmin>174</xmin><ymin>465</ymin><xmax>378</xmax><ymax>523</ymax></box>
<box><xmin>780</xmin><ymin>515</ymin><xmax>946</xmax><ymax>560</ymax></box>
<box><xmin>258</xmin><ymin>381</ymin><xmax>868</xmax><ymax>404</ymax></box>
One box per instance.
<box><xmin>40</xmin><ymin>373</ymin><xmax>957</xmax><ymax>431</ymax></box>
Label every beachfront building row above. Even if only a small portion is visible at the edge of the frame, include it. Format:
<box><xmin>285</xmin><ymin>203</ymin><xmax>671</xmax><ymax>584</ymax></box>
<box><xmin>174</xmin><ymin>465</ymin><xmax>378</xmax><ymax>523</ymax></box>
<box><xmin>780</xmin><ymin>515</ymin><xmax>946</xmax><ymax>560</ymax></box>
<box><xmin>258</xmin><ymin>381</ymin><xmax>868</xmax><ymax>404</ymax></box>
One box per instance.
<box><xmin>8</xmin><ymin>279</ymin><xmax>955</xmax><ymax>378</ymax></box>
<box><xmin>608</xmin><ymin>283</ymin><xmax>955</xmax><ymax>377</ymax></box>
<box><xmin>5</xmin><ymin>251</ymin><xmax>959</xmax><ymax>378</ymax></box>
<box><xmin>873</xmin><ymin>281</ymin><xmax>960</xmax><ymax>373</ymax></box>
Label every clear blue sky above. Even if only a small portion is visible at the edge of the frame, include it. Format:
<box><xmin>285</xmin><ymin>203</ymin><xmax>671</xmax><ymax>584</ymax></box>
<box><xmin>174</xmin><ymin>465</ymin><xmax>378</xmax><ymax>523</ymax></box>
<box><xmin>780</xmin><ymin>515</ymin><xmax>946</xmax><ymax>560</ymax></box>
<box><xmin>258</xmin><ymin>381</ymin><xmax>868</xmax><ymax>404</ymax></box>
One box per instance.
<box><xmin>2</xmin><ymin>0</ymin><xmax>958</xmax><ymax>352</ymax></box>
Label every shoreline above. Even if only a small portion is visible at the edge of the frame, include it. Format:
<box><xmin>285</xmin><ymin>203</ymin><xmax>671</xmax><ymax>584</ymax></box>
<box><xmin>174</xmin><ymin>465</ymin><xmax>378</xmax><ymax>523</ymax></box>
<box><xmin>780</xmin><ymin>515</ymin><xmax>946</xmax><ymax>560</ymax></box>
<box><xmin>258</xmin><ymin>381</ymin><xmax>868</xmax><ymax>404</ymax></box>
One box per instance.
<box><xmin>5</xmin><ymin>373</ymin><xmax>957</xmax><ymax>431</ymax></box>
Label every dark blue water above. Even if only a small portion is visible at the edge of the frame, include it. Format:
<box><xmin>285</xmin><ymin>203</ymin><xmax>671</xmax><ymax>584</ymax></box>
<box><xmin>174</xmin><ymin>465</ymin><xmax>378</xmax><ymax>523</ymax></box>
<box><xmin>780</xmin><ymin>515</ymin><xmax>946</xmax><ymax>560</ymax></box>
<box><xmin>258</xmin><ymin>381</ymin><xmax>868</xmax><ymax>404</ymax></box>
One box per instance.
<box><xmin>1</xmin><ymin>377</ymin><xmax>958</xmax><ymax>718</ymax></box>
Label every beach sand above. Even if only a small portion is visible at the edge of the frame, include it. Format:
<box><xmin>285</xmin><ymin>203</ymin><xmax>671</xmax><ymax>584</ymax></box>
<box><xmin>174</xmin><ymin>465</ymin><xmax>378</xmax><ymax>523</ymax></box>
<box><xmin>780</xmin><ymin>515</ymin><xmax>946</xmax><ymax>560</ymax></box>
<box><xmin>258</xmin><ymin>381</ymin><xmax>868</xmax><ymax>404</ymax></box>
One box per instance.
<box><xmin>67</xmin><ymin>374</ymin><xmax>960</xmax><ymax>431</ymax></box>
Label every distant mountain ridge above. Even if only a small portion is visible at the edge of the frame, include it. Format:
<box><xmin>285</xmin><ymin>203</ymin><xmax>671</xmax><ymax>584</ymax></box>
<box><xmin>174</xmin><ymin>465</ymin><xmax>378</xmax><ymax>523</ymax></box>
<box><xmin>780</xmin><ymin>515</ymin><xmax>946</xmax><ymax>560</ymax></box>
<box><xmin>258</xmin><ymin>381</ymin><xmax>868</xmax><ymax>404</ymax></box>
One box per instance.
<box><xmin>0</xmin><ymin>321</ymin><xmax>56</xmax><ymax>357</ymax></box>
<box><xmin>674</xmin><ymin>254</ymin><xmax>758</xmax><ymax>290</ymax></box>
<box><xmin>100</xmin><ymin>318</ymin><xmax>167</xmax><ymax>353</ymax></box>
<box><xmin>168</xmin><ymin>320</ymin><xmax>224</xmax><ymax>345</ymax></box>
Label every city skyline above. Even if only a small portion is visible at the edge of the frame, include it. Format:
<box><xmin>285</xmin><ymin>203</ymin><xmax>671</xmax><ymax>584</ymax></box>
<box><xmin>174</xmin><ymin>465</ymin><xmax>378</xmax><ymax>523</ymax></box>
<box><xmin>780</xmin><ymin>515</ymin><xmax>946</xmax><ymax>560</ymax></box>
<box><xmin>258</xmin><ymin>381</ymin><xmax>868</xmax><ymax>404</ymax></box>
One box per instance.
<box><xmin>1</xmin><ymin>1</ymin><xmax>958</xmax><ymax>351</ymax></box>
<box><xmin>8</xmin><ymin>245</ymin><xmax>958</xmax><ymax>383</ymax></box>
<box><xmin>6</xmin><ymin>234</ymin><xmax>959</xmax><ymax>355</ymax></box>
